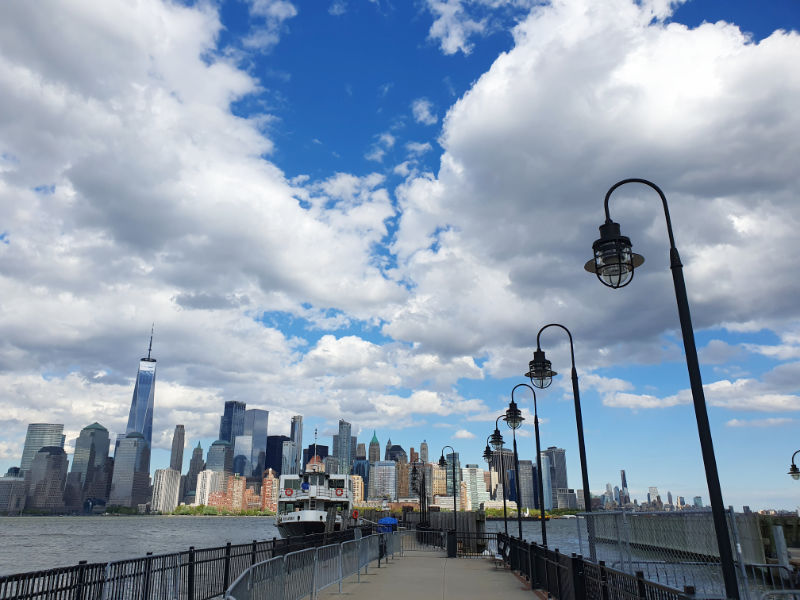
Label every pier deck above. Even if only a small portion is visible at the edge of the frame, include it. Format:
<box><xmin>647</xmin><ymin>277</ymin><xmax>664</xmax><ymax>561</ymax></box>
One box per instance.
<box><xmin>317</xmin><ymin>554</ymin><xmax>536</xmax><ymax>599</ymax></box>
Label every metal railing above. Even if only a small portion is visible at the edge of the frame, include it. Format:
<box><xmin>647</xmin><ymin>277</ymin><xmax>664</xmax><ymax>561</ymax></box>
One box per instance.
<box><xmin>0</xmin><ymin>528</ymin><xmax>372</xmax><ymax>600</ymax></box>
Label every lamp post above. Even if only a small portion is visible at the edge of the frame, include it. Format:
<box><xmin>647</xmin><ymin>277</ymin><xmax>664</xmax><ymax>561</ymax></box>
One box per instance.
<box><xmin>510</xmin><ymin>383</ymin><xmax>547</xmax><ymax>546</ymax></box>
<box><xmin>504</xmin><ymin>389</ymin><xmax>525</xmax><ymax>540</ymax></box>
<box><xmin>585</xmin><ymin>178</ymin><xmax>739</xmax><ymax>600</ymax></box>
<box><xmin>412</xmin><ymin>461</ymin><xmax>429</xmax><ymax>527</ymax></box>
<box><xmin>439</xmin><ymin>446</ymin><xmax>457</xmax><ymax>534</ymax></box>
<box><xmin>489</xmin><ymin>419</ymin><xmax>509</xmax><ymax>536</ymax></box>
<box><xmin>789</xmin><ymin>450</ymin><xmax>800</xmax><ymax>480</ymax></box>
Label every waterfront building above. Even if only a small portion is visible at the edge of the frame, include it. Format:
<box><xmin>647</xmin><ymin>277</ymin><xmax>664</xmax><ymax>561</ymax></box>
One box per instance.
<box><xmin>0</xmin><ymin>473</ymin><xmax>26</xmax><ymax>514</ymax></box>
<box><xmin>169</xmin><ymin>425</ymin><xmax>185</xmax><ymax>472</ymax></box>
<box><xmin>368</xmin><ymin>431</ymin><xmax>380</xmax><ymax>464</ymax></box>
<box><xmin>462</xmin><ymin>464</ymin><xmax>490</xmax><ymax>511</ymax></box>
<box><xmin>517</xmin><ymin>460</ymin><xmax>535</xmax><ymax>509</ymax></box>
<box><xmin>334</xmin><ymin>419</ymin><xmax>352</xmax><ymax>474</ymax></box>
<box><xmin>556</xmin><ymin>488</ymin><xmax>578</xmax><ymax>509</ymax></box>
<box><xmin>127</xmin><ymin>333</ymin><xmax>157</xmax><ymax>454</ymax></box>
<box><xmin>352</xmin><ymin>458</ymin><xmax>369</xmax><ymax>493</ymax></box>
<box><xmin>419</xmin><ymin>440</ymin><xmax>428</xmax><ymax>464</ymax></box>
<box><xmin>266</xmin><ymin>435</ymin><xmax>289</xmax><ymax>475</ymax></box>
<box><xmin>19</xmin><ymin>423</ymin><xmax>64</xmax><ymax>473</ymax></box>
<box><xmin>26</xmin><ymin>446</ymin><xmax>68</xmax><ymax>512</ymax></box>
<box><xmin>693</xmin><ymin>496</ymin><xmax>703</xmax><ymax>508</ymax></box>
<box><xmin>109</xmin><ymin>432</ymin><xmax>150</xmax><ymax>507</ymax></box>
<box><xmin>218</xmin><ymin>401</ymin><xmax>246</xmax><ymax>445</ymax></box>
<box><xmin>444</xmin><ymin>452</ymin><xmax>461</xmax><ymax>497</ymax></box>
<box><xmin>355</xmin><ymin>443</ymin><xmax>366</xmax><ymax>460</ymax></box>
<box><xmin>261</xmin><ymin>468</ymin><xmax>279</xmax><ymax>511</ymax></box>
<box><xmin>152</xmin><ymin>468</ymin><xmax>181</xmax><ymax>513</ymax></box>
<box><xmin>370</xmin><ymin>461</ymin><xmax>397</xmax><ymax>501</ymax></box>
<box><xmin>432</xmin><ymin>463</ymin><xmax>447</xmax><ymax>497</ymax></box>
<box><xmin>196</xmin><ymin>469</ymin><xmax>224</xmax><ymax>505</ymax></box>
<box><xmin>71</xmin><ymin>423</ymin><xmax>110</xmax><ymax>488</ymax></box>
<box><xmin>539</xmin><ymin>454</ymin><xmax>553</xmax><ymax>510</ymax></box>
<box><xmin>489</xmin><ymin>449</ymin><xmax>514</xmax><ymax>498</ymax></box>
<box><xmin>206</xmin><ymin>440</ymin><xmax>234</xmax><ymax>483</ymax></box>
<box><xmin>396</xmin><ymin>461</ymin><xmax>410</xmax><ymax>498</ymax></box>
<box><xmin>239</xmin><ymin>409</ymin><xmax>268</xmax><ymax>478</ymax></box>
<box><xmin>184</xmin><ymin>442</ymin><xmax>204</xmax><ymax>501</ymax></box>
<box><xmin>282</xmin><ymin>441</ymin><xmax>298</xmax><ymax>475</ymax></box>
<box><xmin>542</xmin><ymin>446</ymin><xmax>567</xmax><ymax>508</ymax></box>
<box><xmin>290</xmin><ymin>416</ymin><xmax>303</xmax><ymax>474</ymax></box>
<box><xmin>351</xmin><ymin>474</ymin><xmax>364</xmax><ymax>503</ymax></box>
<box><xmin>233</xmin><ymin>434</ymin><xmax>253</xmax><ymax>476</ymax></box>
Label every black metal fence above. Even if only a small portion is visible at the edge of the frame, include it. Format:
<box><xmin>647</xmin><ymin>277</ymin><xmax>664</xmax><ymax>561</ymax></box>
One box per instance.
<box><xmin>498</xmin><ymin>532</ymin><xmax>701</xmax><ymax>600</ymax></box>
<box><xmin>0</xmin><ymin>528</ymin><xmax>372</xmax><ymax>600</ymax></box>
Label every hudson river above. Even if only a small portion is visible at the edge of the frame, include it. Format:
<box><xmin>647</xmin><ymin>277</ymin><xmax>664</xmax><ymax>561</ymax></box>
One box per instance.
<box><xmin>0</xmin><ymin>516</ymin><xmax>583</xmax><ymax>576</ymax></box>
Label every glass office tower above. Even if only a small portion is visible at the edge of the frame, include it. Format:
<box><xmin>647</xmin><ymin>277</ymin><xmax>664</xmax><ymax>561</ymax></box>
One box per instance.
<box><xmin>20</xmin><ymin>423</ymin><xmax>65</xmax><ymax>472</ymax></box>
<box><xmin>219</xmin><ymin>401</ymin><xmax>246</xmax><ymax>444</ymax></box>
<box><xmin>126</xmin><ymin>334</ymin><xmax>156</xmax><ymax>450</ymax></box>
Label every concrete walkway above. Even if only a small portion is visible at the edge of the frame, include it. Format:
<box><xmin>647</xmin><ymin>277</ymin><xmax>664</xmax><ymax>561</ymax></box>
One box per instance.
<box><xmin>317</xmin><ymin>554</ymin><xmax>535</xmax><ymax>599</ymax></box>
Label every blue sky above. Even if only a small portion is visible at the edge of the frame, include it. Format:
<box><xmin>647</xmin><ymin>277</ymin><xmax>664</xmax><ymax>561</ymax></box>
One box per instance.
<box><xmin>0</xmin><ymin>0</ymin><xmax>799</xmax><ymax>510</ymax></box>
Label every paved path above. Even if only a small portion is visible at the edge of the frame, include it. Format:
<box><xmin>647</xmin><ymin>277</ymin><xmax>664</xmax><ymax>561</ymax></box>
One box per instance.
<box><xmin>317</xmin><ymin>554</ymin><xmax>535</xmax><ymax>599</ymax></box>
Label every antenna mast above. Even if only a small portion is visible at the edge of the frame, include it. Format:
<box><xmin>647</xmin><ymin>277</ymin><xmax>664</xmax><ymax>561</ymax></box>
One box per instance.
<box><xmin>147</xmin><ymin>323</ymin><xmax>154</xmax><ymax>360</ymax></box>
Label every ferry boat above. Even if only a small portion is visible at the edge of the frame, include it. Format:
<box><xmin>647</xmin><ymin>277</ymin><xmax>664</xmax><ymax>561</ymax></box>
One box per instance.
<box><xmin>276</xmin><ymin>470</ymin><xmax>356</xmax><ymax>537</ymax></box>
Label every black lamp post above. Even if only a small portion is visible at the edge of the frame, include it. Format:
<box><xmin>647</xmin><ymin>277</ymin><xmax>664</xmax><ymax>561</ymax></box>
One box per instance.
<box><xmin>585</xmin><ymin>178</ymin><xmax>739</xmax><ymax>600</ymax></box>
<box><xmin>439</xmin><ymin>446</ymin><xmax>457</xmax><ymax>534</ymax></box>
<box><xmin>489</xmin><ymin>419</ymin><xmax>509</xmax><ymax>536</ymax></box>
<box><xmin>412</xmin><ymin>461</ymin><xmax>429</xmax><ymax>527</ymax></box>
<box><xmin>510</xmin><ymin>383</ymin><xmax>547</xmax><ymax>546</ymax></box>
<box><xmin>504</xmin><ymin>390</ymin><xmax>525</xmax><ymax>540</ymax></box>
<box><xmin>789</xmin><ymin>450</ymin><xmax>800</xmax><ymax>480</ymax></box>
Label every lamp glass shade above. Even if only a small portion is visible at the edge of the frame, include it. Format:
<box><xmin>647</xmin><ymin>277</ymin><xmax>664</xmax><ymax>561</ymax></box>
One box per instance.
<box><xmin>789</xmin><ymin>464</ymin><xmax>800</xmax><ymax>480</ymax></box>
<box><xmin>504</xmin><ymin>399</ymin><xmax>524</xmax><ymax>430</ymax></box>
<box><xmin>483</xmin><ymin>444</ymin><xmax>492</xmax><ymax>462</ymax></box>
<box><xmin>585</xmin><ymin>221</ymin><xmax>644</xmax><ymax>289</ymax></box>
<box><xmin>490</xmin><ymin>429</ymin><xmax>504</xmax><ymax>450</ymax></box>
<box><xmin>438</xmin><ymin>455</ymin><xmax>447</xmax><ymax>468</ymax></box>
<box><xmin>527</xmin><ymin>349</ymin><xmax>556</xmax><ymax>389</ymax></box>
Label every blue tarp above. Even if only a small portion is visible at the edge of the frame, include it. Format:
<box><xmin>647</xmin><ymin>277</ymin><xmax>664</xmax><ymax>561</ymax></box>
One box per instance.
<box><xmin>377</xmin><ymin>517</ymin><xmax>398</xmax><ymax>532</ymax></box>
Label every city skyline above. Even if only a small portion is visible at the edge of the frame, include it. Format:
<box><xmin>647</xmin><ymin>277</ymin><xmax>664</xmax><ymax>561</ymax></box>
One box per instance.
<box><xmin>0</xmin><ymin>0</ymin><xmax>799</xmax><ymax>512</ymax></box>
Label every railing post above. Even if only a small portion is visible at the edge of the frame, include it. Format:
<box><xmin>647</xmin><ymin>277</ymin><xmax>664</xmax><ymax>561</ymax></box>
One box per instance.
<box><xmin>187</xmin><ymin>547</ymin><xmax>195</xmax><ymax>600</ymax></box>
<box><xmin>555</xmin><ymin>549</ymin><xmax>563</xmax><ymax>600</ymax></box>
<box><xmin>571</xmin><ymin>554</ymin><xmax>586</xmax><ymax>600</ymax></box>
<box><xmin>142</xmin><ymin>553</ymin><xmax>153</xmax><ymax>600</ymax></box>
<box><xmin>599</xmin><ymin>561</ymin><xmax>609</xmax><ymax>600</ymax></box>
<box><xmin>223</xmin><ymin>542</ymin><xmax>232</xmax><ymax>592</ymax></box>
<box><xmin>311</xmin><ymin>548</ymin><xmax>318</xmax><ymax>600</ymax></box>
<box><xmin>251</xmin><ymin>540</ymin><xmax>257</xmax><ymax>566</ymax></box>
<box><xmin>635</xmin><ymin>571</ymin><xmax>647</xmax><ymax>600</ymax></box>
<box><xmin>338</xmin><ymin>544</ymin><xmax>343</xmax><ymax>594</ymax></box>
<box><xmin>73</xmin><ymin>560</ymin><xmax>87</xmax><ymax>600</ymax></box>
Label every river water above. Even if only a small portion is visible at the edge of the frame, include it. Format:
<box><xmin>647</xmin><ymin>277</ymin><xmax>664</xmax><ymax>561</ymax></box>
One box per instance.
<box><xmin>0</xmin><ymin>515</ymin><xmax>588</xmax><ymax>576</ymax></box>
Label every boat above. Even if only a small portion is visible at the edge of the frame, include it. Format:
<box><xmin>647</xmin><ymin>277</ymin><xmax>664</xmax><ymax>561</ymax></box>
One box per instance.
<box><xmin>276</xmin><ymin>469</ymin><xmax>357</xmax><ymax>537</ymax></box>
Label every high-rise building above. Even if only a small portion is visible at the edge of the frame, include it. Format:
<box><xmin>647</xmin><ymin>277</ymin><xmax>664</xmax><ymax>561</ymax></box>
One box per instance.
<box><xmin>71</xmin><ymin>423</ymin><xmax>110</xmax><ymax>488</ymax></box>
<box><xmin>462</xmin><ymin>464</ymin><xmax>490</xmax><ymax>511</ymax></box>
<box><xmin>419</xmin><ymin>440</ymin><xmax>428</xmax><ymax>464</ymax></box>
<box><xmin>184</xmin><ymin>442</ymin><xmax>204</xmax><ymax>502</ymax></box>
<box><xmin>170</xmin><ymin>425</ymin><xmax>185</xmax><ymax>472</ymax></box>
<box><xmin>261</xmin><ymin>469</ymin><xmax>280</xmax><ymax>512</ymax></box>
<box><xmin>109</xmin><ymin>432</ymin><xmax>151</xmax><ymax>507</ymax></box>
<box><xmin>432</xmin><ymin>463</ymin><xmax>447</xmax><ymax>497</ymax></box>
<box><xmin>195</xmin><ymin>470</ymin><xmax>224</xmax><ymax>505</ymax></box>
<box><xmin>26</xmin><ymin>446</ymin><xmax>68</xmax><ymax>512</ymax></box>
<box><xmin>266</xmin><ymin>435</ymin><xmax>290</xmax><ymax>475</ymax></box>
<box><xmin>127</xmin><ymin>331</ymin><xmax>157</xmax><ymax>454</ymax></box>
<box><xmin>539</xmin><ymin>453</ymin><xmax>553</xmax><ymax>510</ymax></box>
<box><xmin>396</xmin><ymin>462</ymin><xmax>410</xmax><ymax>498</ymax></box>
<box><xmin>334</xmin><ymin>420</ymin><xmax>352</xmax><ymax>475</ymax></box>
<box><xmin>620</xmin><ymin>469</ymin><xmax>630</xmax><ymax>504</ymax></box>
<box><xmin>352</xmin><ymin>459</ymin><xmax>370</xmax><ymax>494</ymax></box>
<box><xmin>368</xmin><ymin>431</ymin><xmax>380</xmax><ymax>464</ymax></box>
<box><xmin>152</xmin><ymin>468</ymin><xmax>181</xmax><ymax>513</ymax></box>
<box><xmin>290</xmin><ymin>416</ymin><xmax>303</xmax><ymax>474</ymax></box>
<box><xmin>542</xmin><ymin>446</ymin><xmax>567</xmax><ymax>507</ymax></box>
<box><xmin>351</xmin><ymin>475</ymin><xmax>364</xmax><ymax>503</ymax></box>
<box><xmin>323</xmin><ymin>456</ymin><xmax>339</xmax><ymax>474</ymax></box>
<box><xmin>517</xmin><ymin>460</ymin><xmax>535</xmax><ymax>509</ymax></box>
<box><xmin>386</xmin><ymin>443</ymin><xmax>408</xmax><ymax>463</ymax></box>
<box><xmin>370</xmin><ymin>461</ymin><xmax>397</xmax><ymax>500</ymax></box>
<box><xmin>355</xmin><ymin>443</ymin><xmax>366</xmax><ymax>460</ymax></box>
<box><xmin>244</xmin><ymin>409</ymin><xmax>269</xmax><ymax>477</ymax></box>
<box><xmin>302</xmin><ymin>444</ymin><xmax>329</xmax><ymax>467</ymax></box>
<box><xmin>409</xmin><ymin>448</ymin><xmax>419</xmax><ymax>463</ymax></box>
<box><xmin>233</xmin><ymin>434</ymin><xmax>253</xmax><ymax>477</ymax></box>
<box><xmin>489</xmin><ymin>449</ymin><xmax>514</xmax><ymax>495</ymax></box>
<box><xmin>384</xmin><ymin>438</ymin><xmax>392</xmax><ymax>461</ymax></box>
<box><xmin>20</xmin><ymin>424</ymin><xmax>65</xmax><ymax>473</ymax></box>
<box><xmin>206</xmin><ymin>440</ymin><xmax>233</xmax><ymax>480</ymax></box>
<box><xmin>282</xmin><ymin>441</ymin><xmax>298</xmax><ymax>475</ymax></box>
<box><xmin>0</xmin><ymin>472</ymin><xmax>26</xmax><ymax>514</ymax></box>
<box><xmin>444</xmin><ymin>452</ymin><xmax>461</xmax><ymax>497</ymax></box>
<box><xmin>219</xmin><ymin>401</ymin><xmax>246</xmax><ymax>444</ymax></box>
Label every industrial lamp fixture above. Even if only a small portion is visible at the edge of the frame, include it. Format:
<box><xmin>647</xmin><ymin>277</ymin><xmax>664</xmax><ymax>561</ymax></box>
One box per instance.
<box><xmin>526</xmin><ymin>348</ymin><xmax>556</xmax><ymax>389</ymax></box>
<box><xmin>584</xmin><ymin>220</ymin><xmax>645</xmax><ymax>288</ymax></box>
<box><xmin>790</xmin><ymin>450</ymin><xmax>800</xmax><ymax>480</ymax></box>
<box><xmin>504</xmin><ymin>398</ymin><xmax>524</xmax><ymax>430</ymax></box>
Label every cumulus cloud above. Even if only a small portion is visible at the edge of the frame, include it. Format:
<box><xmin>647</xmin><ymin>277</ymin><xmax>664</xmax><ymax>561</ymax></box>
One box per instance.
<box><xmin>243</xmin><ymin>0</ymin><xmax>298</xmax><ymax>50</ymax></box>
<box><xmin>726</xmin><ymin>418</ymin><xmax>795</xmax><ymax>428</ymax></box>
<box><xmin>453</xmin><ymin>428</ymin><xmax>476</xmax><ymax>439</ymax></box>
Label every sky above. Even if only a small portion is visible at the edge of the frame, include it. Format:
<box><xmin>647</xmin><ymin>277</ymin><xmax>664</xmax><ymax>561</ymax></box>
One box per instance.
<box><xmin>0</xmin><ymin>0</ymin><xmax>799</xmax><ymax>511</ymax></box>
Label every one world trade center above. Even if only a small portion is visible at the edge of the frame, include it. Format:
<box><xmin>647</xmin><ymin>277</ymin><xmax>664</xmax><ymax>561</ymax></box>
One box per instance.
<box><xmin>126</xmin><ymin>327</ymin><xmax>156</xmax><ymax>452</ymax></box>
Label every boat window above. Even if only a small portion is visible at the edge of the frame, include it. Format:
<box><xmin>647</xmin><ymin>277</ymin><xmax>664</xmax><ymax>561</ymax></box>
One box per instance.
<box><xmin>328</xmin><ymin>479</ymin><xmax>344</xmax><ymax>489</ymax></box>
<box><xmin>284</xmin><ymin>479</ymin><xmax>301</xmax><ymax>490</ymax></box>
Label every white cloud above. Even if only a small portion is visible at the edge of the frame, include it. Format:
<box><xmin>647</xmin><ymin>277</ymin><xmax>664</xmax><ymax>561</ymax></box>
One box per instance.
<box><xmin>412</xmin><ymin>98</ymin><xmax>438</xmax><ymax>125</ymax></box>
<box><xmin>726</xmin><ymin>418</ymin><xmax>795</xmax><ymax>428</ymax></box>
<box><xmin>365</xmin><ymin>132</ymin><xmax>396</xmax><ymax>162</ymax></box>
<box><xmin>453</xmin><ymin>428</ymin><xmax>476</xmax><ymax>439</ymax></box>
<box><xmin>425</xmin><ymin>0</ymin><xmax>486</xmax><ymax>55</ymax></box>
<box><xmin>406</xmin><ymin>141</ymin><xmax>433</xmax><ymax>155</ymax></box>
<box><xmin>243</xmin><ymin>0</ymin><xmax>298</xmax><ymax>50</ymax></box>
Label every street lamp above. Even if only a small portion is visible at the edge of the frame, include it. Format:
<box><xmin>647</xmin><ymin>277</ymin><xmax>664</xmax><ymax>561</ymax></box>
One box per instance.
<box><xmin>504</xmin><ymin>388</ymin><xmax>526</xmax><ymax>540</ymax></box>
<box><xmin>439</xmin><ymin>446</ymin><xmax>457</xmax><ymax>534</ymax></box>
<box><xmin>411</xmin><ymin>461</ymin><xmax>429</xmax><ymax>527</ymax></box>
<box><xmin>528</xmin><ymin>324</ymin><xmax>590</xmax><ymax>540</ymax></box>
<box><xmin>789</xmin><ymin>450</ymin><xmax>800</xmax><ymax>480</ymax></box>
<box><xmin>489</xmin><ymin>418</ymin><xmax>509</xmax><ymax>536</ymax></box>
<box><xmin>511</xmin><ymin>383</ymin><xmax>547</xmax><ymax>546</ymax></box>
<box><xmin>585</xmin><ymin>178</ymin><xmax>739</xmax><ymax>600</ymax></box>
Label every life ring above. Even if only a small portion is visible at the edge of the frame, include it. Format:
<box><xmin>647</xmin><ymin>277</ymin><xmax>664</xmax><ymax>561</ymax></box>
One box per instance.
<box><xmin>335</xmin><ymin>488</ymin><xmax>343</xmax><ymax>497</ymax></box>
<box><xmin>285</xmin><ymin>488</ymin><xmax>293</xmax><ymax>496</ymax></box>
<box><xmin>352</xmin><ymin>509</ymin><xmax>359</xmax><ymax>519</ymax></box>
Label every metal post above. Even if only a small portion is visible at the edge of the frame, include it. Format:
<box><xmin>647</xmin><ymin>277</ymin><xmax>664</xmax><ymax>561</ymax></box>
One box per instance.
<box><xmin>499</xmin><ymin>444</ymin><xmax>509</xmax><ymax>536</ymax></box>
<box><xmin>533</xmin><ymin>395</ymin><xmax>547</xmax><ymax>547</ymax></box>
<box><xmin>142</xmin><ymin>553</ymin><xmax>152</xmax><ymax>600</ymax></box>
<box><xmin>187</xmin><ymin>547</ymin><xmax>195</xmax><ymax>600</ymax></box>
<box><xmin>512</xmin><ymin>430</ymin><xmax>523</xmax><ymax>540</ymax></box>
<box><xmin>223</xmin><ymin>542</ymin><xmax>231</xmax><ymax>592</ymax></box>
<box><xmin>73</xmin><ymin>560</ymin><xmax>87</xmax><ymax>600</ymax></box>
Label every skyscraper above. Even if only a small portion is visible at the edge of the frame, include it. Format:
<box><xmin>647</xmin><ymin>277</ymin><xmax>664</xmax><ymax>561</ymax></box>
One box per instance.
<box><xmin>444</xmin><ymin>452</ymin><xmax>461</xmax><ymax>497</ymax></box>
<box><xmin>170</xmin><ymin>425</ymin><xmax>185</xmax><ymax>472</ymax></box>
<box><xmin>26</xmin><ymin>446</ymin><xmax>68</xmax><ymax>512</ymax></box>
<box><xmin>370</xmin><ymin>461</ymin><xmax>397</xmax><ymax>500</ymax></box>
<box><xmin>462</xmin><ymin>464</ymin><xmax>490</xmax><ymax>511</ymax></box>
<box><xmin>184</xmin><ymin>442</ymin><xmax>205</xmax><ymax>503</ymax></box>
<box><xmin>266</xmin><ymin>435</ymin><xmax>290</xmax><ymax>475</ymax></box>
<box><xmin>419</xmin><ymin>440</ymin><xmax>428</xmax><ymax>464</ymax></box>
<box><xmin>244</xmin><ymin>409</ymin><xmax>269</xmax><ymax>477</ymax></box>
<box><xmin>542</xmin><ymin>446</ymin><xmax>567</xmax><ymax>506</ymax></box>
<box><xmin>517</xmin><ymin>460</ymin><xmax>535</xmax><ymax>509</ymax></box>
<box><xmin>152</xmin><ymin>468</ymin><xmax>181</xmax><ymax>513</ymax></box>
<box><xmin>355</xmin><ymin>443</ymin><xmax>366</xmax><ymax>460</ymax></box>
<box><xmin>335</xmin><ymin>420</ymin><xmax>352</xmax><ymax>474</ymax></box>
<box><xmin>71</xmin><ymin>423</ymin><xmax>110</xmax><ymax>488</ymax></box>
<box><xmin>20</xmin><ymin>423</ymin><xmax>65</xmax><ymax>472</ymax></box>
<box><xmin>290</xmin><ymin>416</ymin><xmax>303</xmax><ymax>474</ymax></box>
<box><xmin>218</xmin><ymin>401</ymin><xmax>246</xmax><ymax>444</ymax></box>
<box><xmin>368</xmin><ymin>431</ymin><xmax>380</xmax><ymax>464</ymax></box>
<box><xmin>206</xmin><ymin>440</ymin><xmax>233</xmax><ymax>478</ymax></box>
<box><xmin>109</xmin><ymin>432</ymin><xmax>151</xmax><ymax>507</ymax></box>
<box><xmin>282</xmin><ymin>441</ymin><xmax>298</xmax><ymax>475</ymax></box>
<box><xmin>127</xmin><ymin>330</ymin><xmax>156</xmax><ymax>454</ymax></box>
